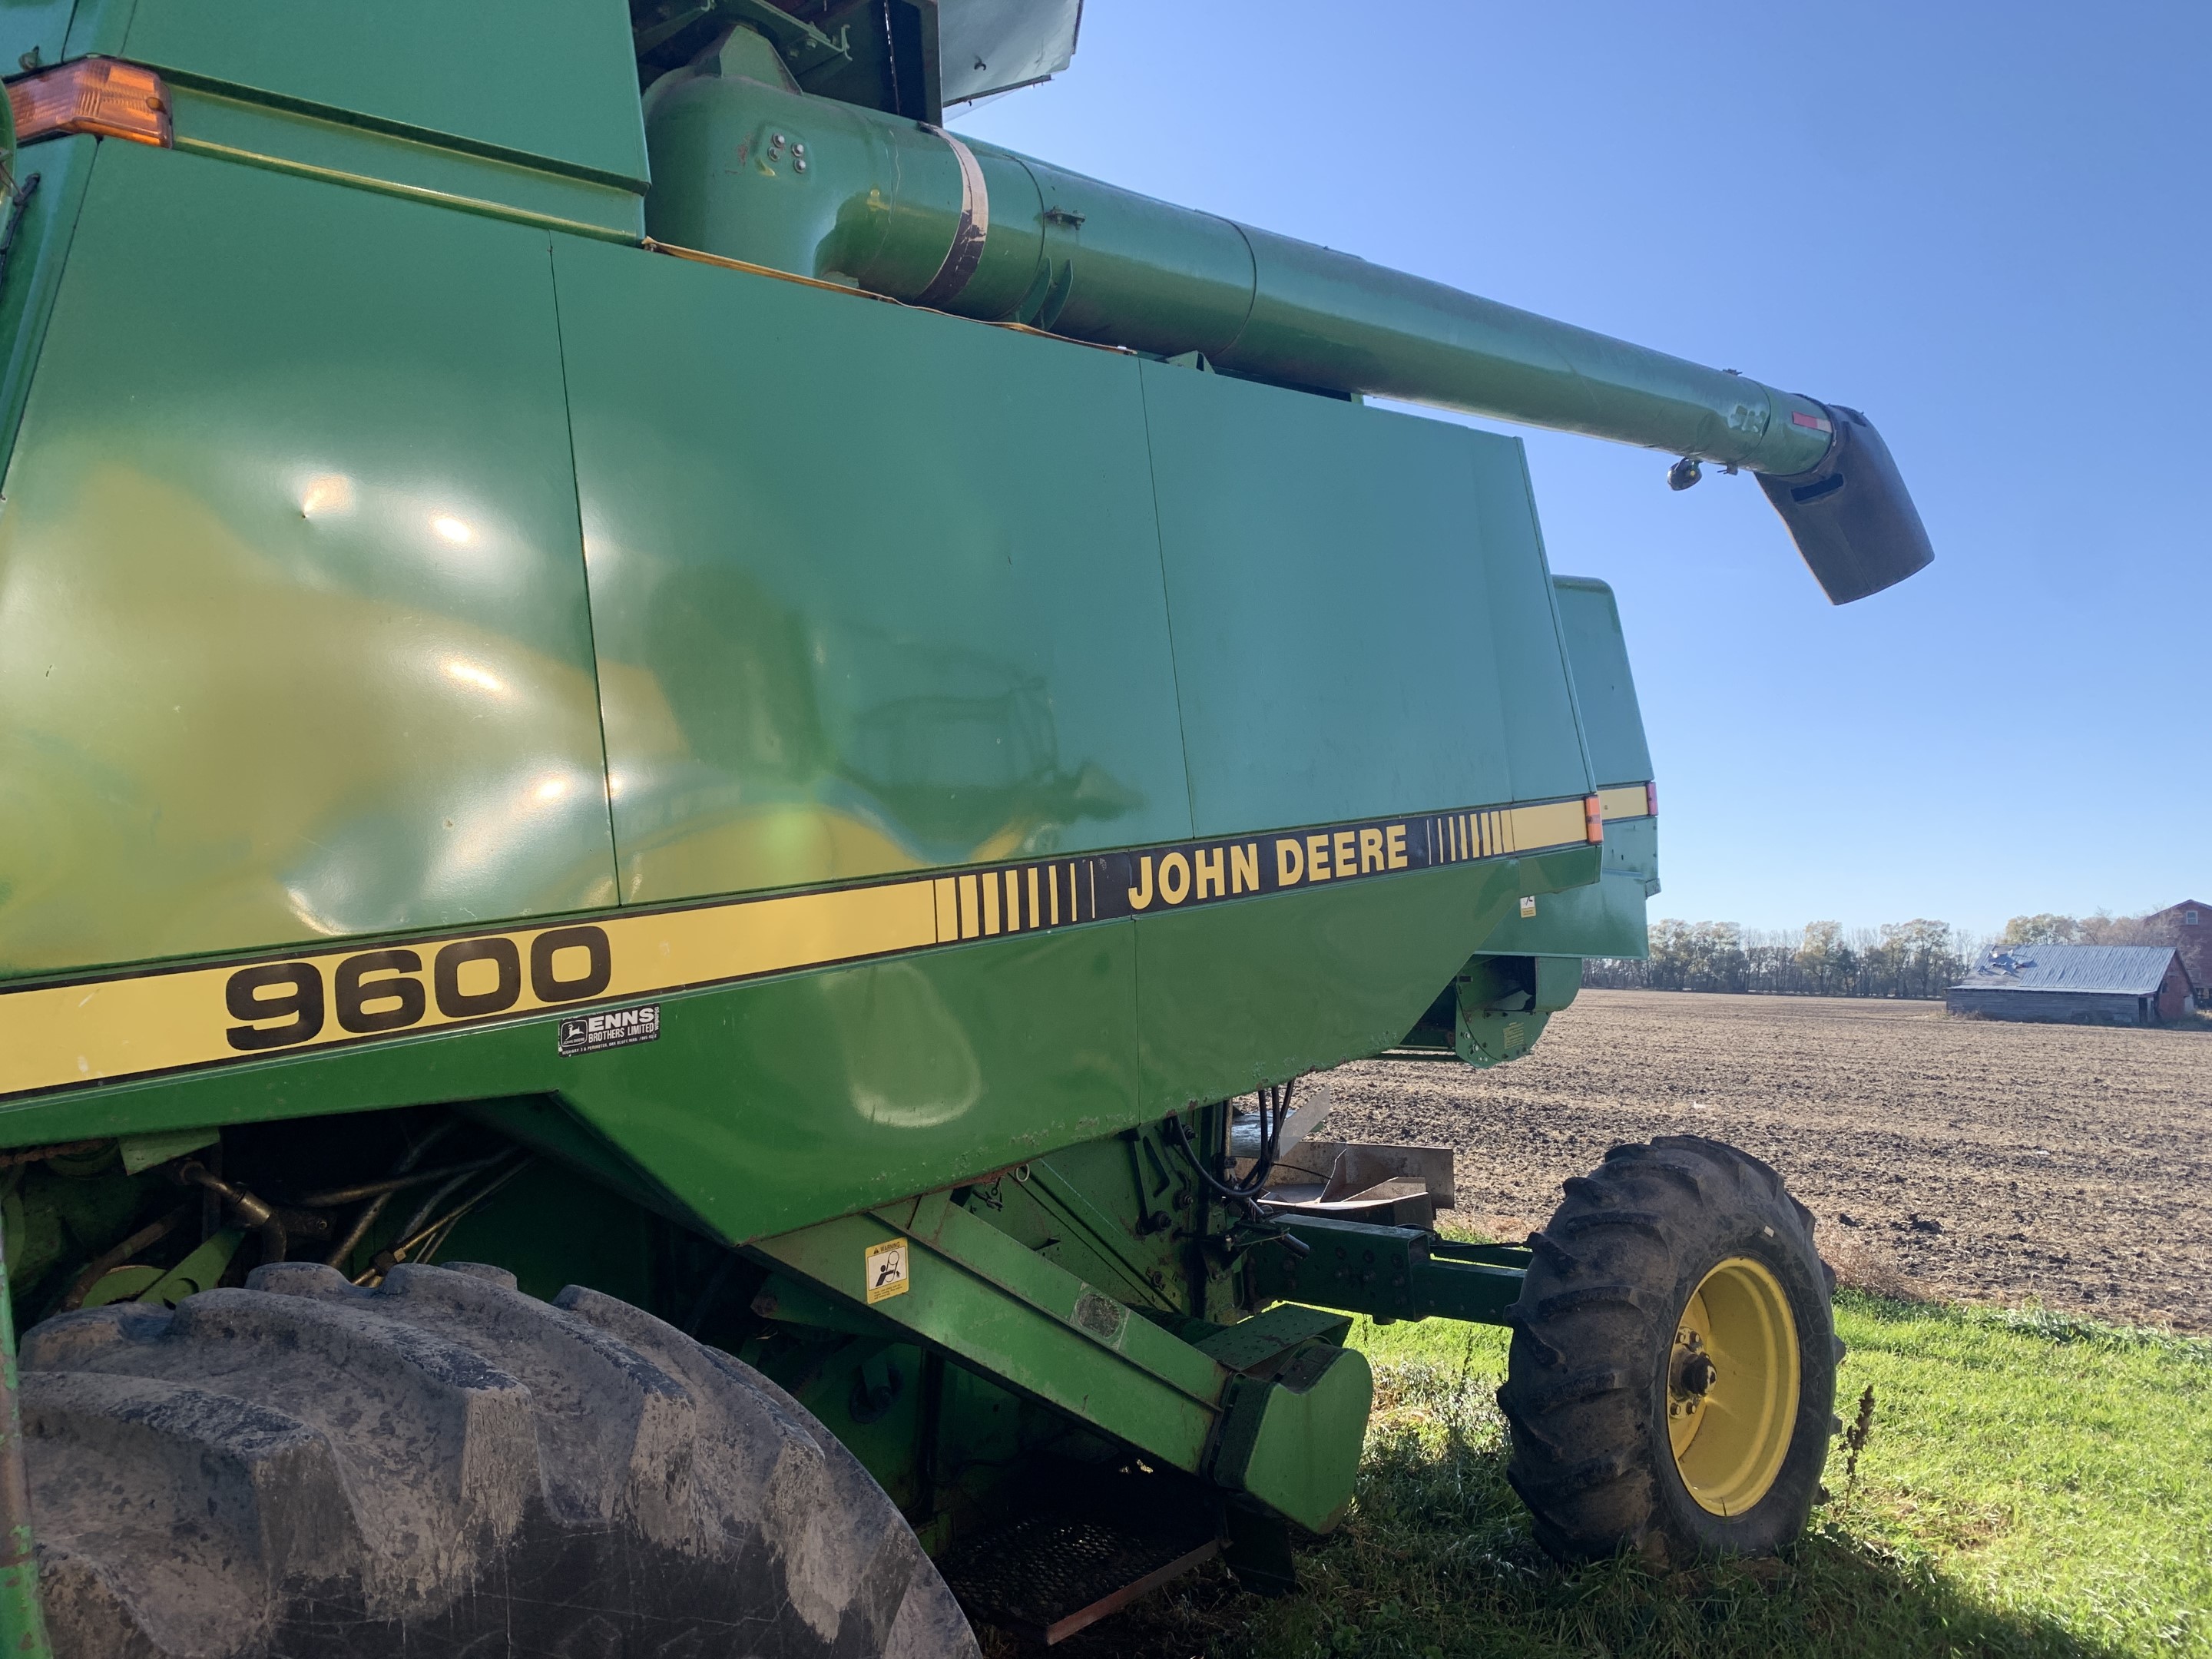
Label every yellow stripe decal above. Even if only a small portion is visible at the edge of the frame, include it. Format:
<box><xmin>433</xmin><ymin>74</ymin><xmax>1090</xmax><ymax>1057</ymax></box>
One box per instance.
<box><xmin>0</xmin><ymin>793</ymin><xmax>1604</xmax><ymax>1102</ymax></box>
<box><xmin>0</xmin><ymin>881</ymin><xmax>935</xmax><ymax>1105</ymax></box>
<box><xmin>1598</xmin><ymin>784</ymin><xmax>1654</xmax><ymax>822</ymax></box>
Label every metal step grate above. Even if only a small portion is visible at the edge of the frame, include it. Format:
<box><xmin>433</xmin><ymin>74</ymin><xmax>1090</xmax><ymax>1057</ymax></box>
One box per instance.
<box><xmin>941</xmin><ymin>1508</ymin><xmax>1220</xmax><ymax>1645</ymax></box>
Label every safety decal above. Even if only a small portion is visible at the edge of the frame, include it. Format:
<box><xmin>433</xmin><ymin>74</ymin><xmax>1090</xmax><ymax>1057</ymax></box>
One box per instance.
<box><xmin>864</xmin><ymin>1238</ymin><xmax>911</xmax><ymax>1303</ymax></box>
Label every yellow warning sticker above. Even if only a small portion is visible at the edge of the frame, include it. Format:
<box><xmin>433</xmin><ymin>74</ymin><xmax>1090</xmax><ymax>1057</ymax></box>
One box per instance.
<box><xmin>864</xmin><ymin>1238</ymin><xmax>911</xmax><ymax>1303</ymax></box>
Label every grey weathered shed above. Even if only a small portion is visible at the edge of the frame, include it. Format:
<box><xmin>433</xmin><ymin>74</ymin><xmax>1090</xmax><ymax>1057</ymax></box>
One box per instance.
<box><xmin>1946</xmin><ymin>945</ymin><xmax>2196</xmax><ymax>1025</ymax></box>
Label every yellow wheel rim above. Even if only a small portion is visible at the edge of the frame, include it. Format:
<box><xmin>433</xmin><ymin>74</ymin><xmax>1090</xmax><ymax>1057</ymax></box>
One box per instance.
<box><xmin>1666</xmin><ymin>1257</ymin><xmax>1800</xmax><ymax>1515</ymax></box>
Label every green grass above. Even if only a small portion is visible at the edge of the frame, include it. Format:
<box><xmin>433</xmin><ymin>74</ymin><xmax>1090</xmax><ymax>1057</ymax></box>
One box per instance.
<box><xmin>1039</xmin><ymin>1293</ymin><xmax>2212</xmax><ymax>1658</ymax></box>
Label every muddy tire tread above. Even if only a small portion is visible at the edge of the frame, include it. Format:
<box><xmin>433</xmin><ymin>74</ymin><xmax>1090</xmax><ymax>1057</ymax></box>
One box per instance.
<box><xmin>21</xmin><ymin>1261</ymin><xmax>979</xmax><ymax>1659</ymax></box>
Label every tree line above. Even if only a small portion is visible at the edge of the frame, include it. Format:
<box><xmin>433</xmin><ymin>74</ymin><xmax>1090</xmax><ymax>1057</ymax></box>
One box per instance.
<box><xmin>1583</xmin><ymin>911</ymin><xmax>2165</xmax><ymax>1000</ymax></box>
<box><xmin>1993</xmin><ymin>912</ymin><xmax>2172</xmax><ymax>947</ymax></box>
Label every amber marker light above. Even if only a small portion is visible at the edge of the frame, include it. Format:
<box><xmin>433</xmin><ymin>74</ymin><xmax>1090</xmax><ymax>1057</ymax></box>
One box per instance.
<box><xmin>7</xmin><ymin>58</ymin><xmax>171</xmax><ymax>148</ymax></box>
<box><xmin>1584</xmin><ymin>794</ymin><xmax>1605</xmax><ymax>844</ymax></box>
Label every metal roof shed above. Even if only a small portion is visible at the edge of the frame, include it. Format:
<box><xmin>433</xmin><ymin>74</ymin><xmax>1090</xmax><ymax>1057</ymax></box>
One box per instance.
<box><xmin>1946</xmin><ymin>945</ymin><xmax>2196</xmax><ymax>1025</ymax></box>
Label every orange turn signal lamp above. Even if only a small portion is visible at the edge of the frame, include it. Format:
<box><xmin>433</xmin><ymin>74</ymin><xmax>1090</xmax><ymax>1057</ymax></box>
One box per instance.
<box><xmin>7</xmin><ymin>58</ymin><xmax>171</xmax><ymax>149</ymax></box>
<box><xmin>1584</xmin><ymin>794</ymin><xmax>1604</xmax><ymax>845</ymax></box>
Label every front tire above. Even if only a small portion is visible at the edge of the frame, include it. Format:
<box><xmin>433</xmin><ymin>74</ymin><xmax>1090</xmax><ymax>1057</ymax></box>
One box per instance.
<box><xmin>1497</xmin><ymin>1135</ymin><xmax>1839</xmax><ymax>1564</ymax></box>
<box><xmin>19</xmin><ymin>1260</ymin><xmax>979</xmax><ymax>1657</ymax></box>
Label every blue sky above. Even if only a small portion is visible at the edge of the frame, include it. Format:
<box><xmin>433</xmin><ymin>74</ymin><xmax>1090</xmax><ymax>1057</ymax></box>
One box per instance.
<box><xmin>957</xmin><ymin>2</ymin><xmax>2210</xmax><ymax>936</ymax></box>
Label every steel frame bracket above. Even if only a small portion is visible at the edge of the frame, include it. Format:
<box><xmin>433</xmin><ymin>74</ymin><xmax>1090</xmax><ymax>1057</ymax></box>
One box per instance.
<box><xmin>749</xmin><ymin>1193</ymin><xmax>1374</xmax><ymax>1532</ymax></box>
<box><xmin>1247</xmin><ymin>1215</ymin><xmax>1529</xmax><ymax>1326</ymax></box>
<box><xmin>750</xmin><ymin>1196</ymin><xmax>1228</xmax><ymax>1478</ymax></box>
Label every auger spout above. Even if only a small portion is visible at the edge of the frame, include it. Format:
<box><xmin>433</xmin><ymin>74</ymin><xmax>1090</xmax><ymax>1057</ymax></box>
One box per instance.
<box><xmin>644</xmin><ymin>37</ymin><xmax>1933</xmax><ymax>603</ymax></box>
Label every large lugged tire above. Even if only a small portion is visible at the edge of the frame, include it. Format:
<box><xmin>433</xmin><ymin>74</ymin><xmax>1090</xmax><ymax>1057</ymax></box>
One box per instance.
<box><xmin>18</xmin><ymin>1260</ymin><xmax>979</xmax><ymax>1658</ymax></box>
<box><xmin>1497</xmin><ymin>1135</ymin><xmax>1839</xmax><ymax>1565</ymax></box>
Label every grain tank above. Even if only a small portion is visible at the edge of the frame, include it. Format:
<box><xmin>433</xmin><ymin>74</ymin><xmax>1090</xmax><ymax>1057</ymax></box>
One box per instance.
<box><xmin>0</xmin><ymin>3</ymin><xmax>1929</xmax><ymax>1653</ymax></box>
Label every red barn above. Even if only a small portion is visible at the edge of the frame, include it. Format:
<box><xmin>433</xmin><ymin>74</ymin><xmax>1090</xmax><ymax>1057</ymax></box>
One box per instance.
<box><xmin>2142</xmin><ymin>899</ymin><xmax>2211</xmax><ymax>999</ymax></box>
<box><xmin>1947</xmin><ymin>945</ymin><xmax>2195</xmax><ymax>1025</ymax></box>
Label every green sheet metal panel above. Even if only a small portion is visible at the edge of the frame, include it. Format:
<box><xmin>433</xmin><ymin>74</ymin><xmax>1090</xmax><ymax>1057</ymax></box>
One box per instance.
<box><xmin>1477</xmin><ymin>577</ymin><xmax>1654</xmax><ymax>959</ymax></box>
<box><xmin>552</xmin><ymin>238</ymin><xmax>1194</xmax><ymax>904</ymax></box>
<box><xmin>551</xmin><ymin>924</ymin><xmax>1142</xmax><ymax>1240</ymax></box>
<box><xmin>1134</xmin><ymin>847</ymin><xmax>1595</xmax><ymax>1111</ymax></box>
<box><xmin>113</xmin><ymin>0</ymin><xmax>649</xmax><ymax>188</ymax></box>
<box><xmin>1134</xmin><ymin>362</ymin><xmax>1598</xmax><ymax>1098</ymax></box>
<box><xmin>1137</xmin><ymin>362</ymin><xmax>1590</xmax><ymax>835</ymax></box>
<box><xmin>0</xmin><ymin>0</ymin><xmax>74</xmax><ymax>75</ymax></box>
<box><xmin>0</xmin><ymin>914</ymin><xmax>1143</xmax><ymax>1246</ymax></box>
<box><xmin>1475</xmin><ymin>829</ymin><xmax>1654</xmax><ymax>959</ymax></box>
<box><xmin>1137</xmin><ymin>860</ymin><xmax>1512</xmax><ymax>1110</ymax></box>
<box><xmin>1551</xmin><ymin>576</ymin><xmax>1653</xmax><ymax>788</ymax></box>
<box><xmin>163</xmin><ymin>84</ymin><xmax>647</xmax><ymax>241</ymax></box>
<box><xmin>0</xmin><ymin>830</ymin><xmax>1591</xmax><ymax>1239</ymax></box>
<box><xmin>0</xmin><ymin>143</ymin><xmax>616</xmax><ymax>975</ymax></box>
<box><xmin>0</xmin><ymin>134</ymin><xmax>98</xmax><ymax>478</ymax></box>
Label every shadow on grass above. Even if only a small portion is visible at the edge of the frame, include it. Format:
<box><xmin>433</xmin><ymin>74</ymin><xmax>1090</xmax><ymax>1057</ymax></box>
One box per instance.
<box><xmin>998</xmin><ymin>1530</ymin><xmax>2126</xmax><ymax>1659</ymax></box>
<box><xmin>980</xmin><ymin>1362</ymin><xmax>2131</xmax><ymax>1659</ymax></box>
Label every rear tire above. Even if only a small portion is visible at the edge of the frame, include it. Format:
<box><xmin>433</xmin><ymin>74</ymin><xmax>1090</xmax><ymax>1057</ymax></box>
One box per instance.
<box><xmin>1496</xmin><ymin>1135</ymin><xmax>1839</xmax><ymax>1565</ymax></box>
<box><xmin>19</xmin><ymin>1260</ymin><xmax>979</xmax><ymax>1657</ymax></box>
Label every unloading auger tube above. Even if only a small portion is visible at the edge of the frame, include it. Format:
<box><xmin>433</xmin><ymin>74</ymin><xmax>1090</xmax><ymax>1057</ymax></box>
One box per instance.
<box><xmin>644</xmin><ymin>46</ymin><xmax>1934</xmax><ymax>605</ymax></box>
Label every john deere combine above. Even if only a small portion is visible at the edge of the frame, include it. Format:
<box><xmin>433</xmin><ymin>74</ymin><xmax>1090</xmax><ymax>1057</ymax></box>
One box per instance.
<box><xmin>0</xmin><ymin>3</ymin><xmax>1932</xmax><ymax>1653</ymax></box>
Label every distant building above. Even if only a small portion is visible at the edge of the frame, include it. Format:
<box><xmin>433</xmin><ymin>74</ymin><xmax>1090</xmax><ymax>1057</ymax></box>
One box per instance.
<box><xmin>2140</xmin><ymin>899</ymin><xmax>2211</xmax><ymax>998</ymax></box>
<box><xmin>1947</xmin><ymin>945</ymin><xmax>2195</xmax><ymax>1025</ymax></box>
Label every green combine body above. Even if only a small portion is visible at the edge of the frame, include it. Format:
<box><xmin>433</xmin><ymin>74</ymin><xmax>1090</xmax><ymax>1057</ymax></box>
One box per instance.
<box><xmin>0</xmin><ymin>5</ymin><xmax>1930</xmax><ymax>1654</ymax></box>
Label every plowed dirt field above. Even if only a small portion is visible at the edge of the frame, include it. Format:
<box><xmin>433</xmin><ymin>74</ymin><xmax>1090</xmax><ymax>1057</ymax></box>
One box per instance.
<box><xmin>1326</xmin><ymin>989</ymin><xmax>2212</xmax><ymax>1332</ymax></box>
